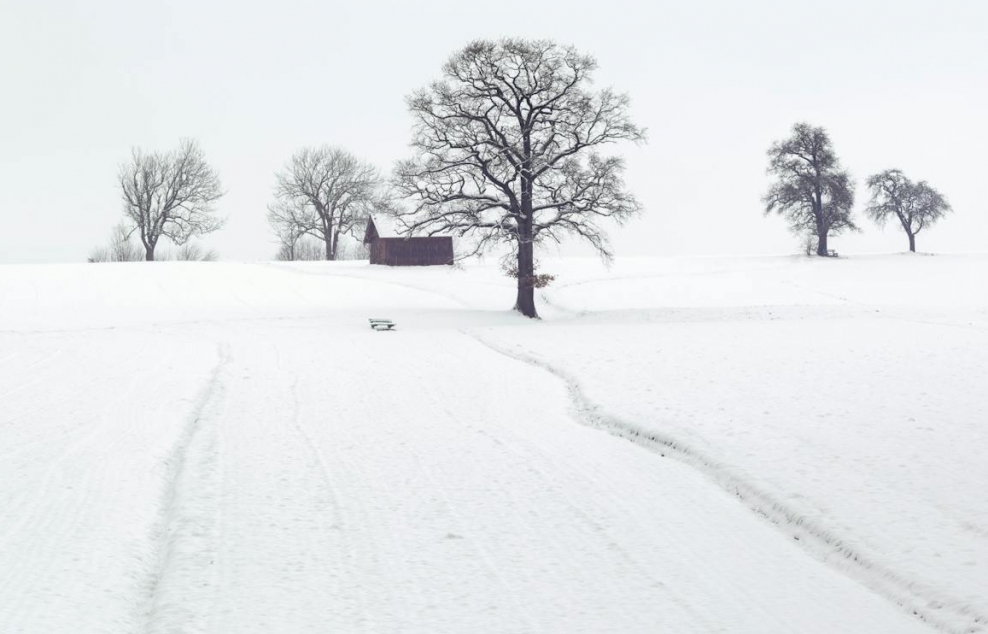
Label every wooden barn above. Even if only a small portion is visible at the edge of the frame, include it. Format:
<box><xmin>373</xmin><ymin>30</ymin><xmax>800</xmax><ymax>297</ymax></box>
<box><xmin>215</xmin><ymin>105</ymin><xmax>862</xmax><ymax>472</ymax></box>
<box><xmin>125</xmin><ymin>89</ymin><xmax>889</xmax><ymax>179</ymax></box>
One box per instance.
<box><xmin>363</xmin><ymin>215</ymin><xmax>454</xmax><ymax>266</ymax></box>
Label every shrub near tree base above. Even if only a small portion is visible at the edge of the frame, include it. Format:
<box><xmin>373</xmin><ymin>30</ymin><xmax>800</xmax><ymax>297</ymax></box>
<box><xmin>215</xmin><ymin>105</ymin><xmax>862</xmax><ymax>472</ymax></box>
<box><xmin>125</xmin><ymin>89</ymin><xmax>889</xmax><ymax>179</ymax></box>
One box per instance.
<box><xmin>503</xmin><ymin>264</ymin><xmax>556</xmax><ymax>289</ymax></box>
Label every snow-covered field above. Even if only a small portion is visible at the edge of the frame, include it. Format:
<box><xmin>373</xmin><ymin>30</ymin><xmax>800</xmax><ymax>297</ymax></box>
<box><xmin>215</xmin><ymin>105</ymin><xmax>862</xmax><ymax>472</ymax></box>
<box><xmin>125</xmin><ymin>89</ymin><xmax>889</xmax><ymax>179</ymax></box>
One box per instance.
<box><xmin>1</xmin><ymin>254</ymin><xmax>985</xmax><ymax>633</ymax></box>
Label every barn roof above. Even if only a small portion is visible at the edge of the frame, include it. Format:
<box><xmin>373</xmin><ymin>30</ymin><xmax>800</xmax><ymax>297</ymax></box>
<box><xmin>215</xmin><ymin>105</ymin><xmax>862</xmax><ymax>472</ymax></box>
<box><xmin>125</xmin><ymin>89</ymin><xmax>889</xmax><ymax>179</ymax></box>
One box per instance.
<box><xmin>365</xmin><ymin>214</ymin><xmax>454</xmax><ymax>244</ymax></box>
<box><xmin>365</xmin><ymin>214</ymin><xmax>403</xmax><ymax>241</ymax></box>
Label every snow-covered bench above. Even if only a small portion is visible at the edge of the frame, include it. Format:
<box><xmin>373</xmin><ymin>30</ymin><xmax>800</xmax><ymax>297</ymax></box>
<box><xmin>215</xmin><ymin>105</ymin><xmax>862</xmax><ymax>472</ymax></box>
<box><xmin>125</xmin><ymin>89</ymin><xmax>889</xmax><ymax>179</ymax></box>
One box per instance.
<box><xmin>369</xmin><ymin>318</ymin><xmax>396</xmax><ymax>331</ymax></box>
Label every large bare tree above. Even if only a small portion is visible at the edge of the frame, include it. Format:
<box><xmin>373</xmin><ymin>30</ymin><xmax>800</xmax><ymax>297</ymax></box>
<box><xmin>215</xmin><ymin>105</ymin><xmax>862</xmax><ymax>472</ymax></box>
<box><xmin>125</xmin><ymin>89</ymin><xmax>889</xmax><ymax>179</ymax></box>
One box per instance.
<box><xmin>764</xmin><ymin>123</ymin><xmax>857</xmax><ymax>256</ymax></box>
<box><xmin>268</xmin><ymin>146</ymin><xmax>380</xmax><ymax>261</ymax></box>
<box><xmin>393</xmin><ymin>39</ymin><xmax>645</xmax><ymax>318</ymax></box>
<box><xmin>866</xmin><ymin>169</ymin><xmax>951</xmax><ymax>252</ymax></box>
<box><xmin>119</xmin><ymin>139</ymin><xmax>224</xmax><ymax>261</ymax></box>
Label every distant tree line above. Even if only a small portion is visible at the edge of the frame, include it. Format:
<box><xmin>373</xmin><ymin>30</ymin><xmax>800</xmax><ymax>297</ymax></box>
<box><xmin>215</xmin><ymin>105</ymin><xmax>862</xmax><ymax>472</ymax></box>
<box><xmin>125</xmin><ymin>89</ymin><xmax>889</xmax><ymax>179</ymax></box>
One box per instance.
<box><xmin>764</xmin><ymin>123</ymin><xmax>951</xmax><ymax>255</ymax></box>
<box><xmin>87</xmin><ymin>38</ymin><xmax>957</xmax><ymax>318</ymax></box>
<box><xmin>88</xmin><ymin>222</ymin><xmax>217</xmax><ymax>262</ymax></box>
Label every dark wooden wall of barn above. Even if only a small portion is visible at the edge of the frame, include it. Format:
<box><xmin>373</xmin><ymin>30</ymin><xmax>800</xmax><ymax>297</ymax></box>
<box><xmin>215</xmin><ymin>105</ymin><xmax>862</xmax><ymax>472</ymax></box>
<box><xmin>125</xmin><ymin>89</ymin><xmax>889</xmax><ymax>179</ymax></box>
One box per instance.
<box><xmin>369</xmin><ymin>237</ymin><xmax>454</xmax><ymax>266</ymax></box>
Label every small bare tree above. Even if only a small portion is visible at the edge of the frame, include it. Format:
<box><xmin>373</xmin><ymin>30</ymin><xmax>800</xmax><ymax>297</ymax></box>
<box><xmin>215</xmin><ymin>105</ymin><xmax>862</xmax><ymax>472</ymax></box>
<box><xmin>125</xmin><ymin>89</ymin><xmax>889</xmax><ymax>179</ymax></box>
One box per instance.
<box><xmin>800</xmin><ymin>232</ymin><xmax>819</xmax><ymax>257</ymax></box>
<box><xmin>268</xmin><ymin>147</ymin><xmax>379</xmax><ymax>261</ymax></box>
<box><xmin>118</xmin><ymin>139</ymin><xmax>224</xmax><ymax>261</ymax></box>
<box><xmin>275</xmin><ymin>236</ymin><xmax>324</xmax><ymax>261</ymax></box>
<box><xmin>764</xmin><ymin>123</ymin><xmax>857</xmax><ymax>256</ymax></box>
<box><xmin>174</xmin><ymin>242</ymin><xmax>219</xmax><ymax>261</ymax></box>
<box><xmin>88</xmin><ymin>222</ymin><xmax>143</xmax><ymax>262</ymax></box>
<box><xmin>865</xmin><ymin>169</ymin><xmax>951</xmax><ymax>252</ymax></box>
<box><xmin>393</xmin><ymin>39</ymin><xmax>645</xmax><ymax>318</ymax></box>
<box><xmin>270</xmin><ymin>215</ymin><xmax>309</xmax><ymax>261</ymax></box>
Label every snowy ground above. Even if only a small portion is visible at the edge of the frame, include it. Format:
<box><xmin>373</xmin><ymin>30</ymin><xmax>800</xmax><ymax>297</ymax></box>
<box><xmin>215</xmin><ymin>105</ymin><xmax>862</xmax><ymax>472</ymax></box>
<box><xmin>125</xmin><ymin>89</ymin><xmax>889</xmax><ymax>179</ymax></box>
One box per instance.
<box><xmin>0</xmin><ymin>254</ymin><xmax>984</xmax><ymax>633</ymax></box>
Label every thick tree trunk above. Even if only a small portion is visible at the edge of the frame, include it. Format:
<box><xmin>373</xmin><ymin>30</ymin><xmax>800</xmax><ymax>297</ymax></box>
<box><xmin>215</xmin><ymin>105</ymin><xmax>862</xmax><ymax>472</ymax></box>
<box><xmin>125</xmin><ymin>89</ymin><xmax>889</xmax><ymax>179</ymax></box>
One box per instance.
<box><xmin>515</xmin><ymin>153</ymin><xmax>538</xmax><ymax>318</ymax></box>
<box><xmin>145</xmin><ymin>245</ymin><xmax>154</xmax><ymax>261</ymax></box>
<box><xmin>328</xmin><ymin>210</ymin><xmax>338</xmax><ymax>261</ymax></box>
<box><xmin>908</xmin><ymin>233</ymin><xmax>916</xmax><ymax>252</ymax></box>
<box><xmin>814</xmin><ymin>190</ymin><xmax>828</xmax><ymax>257</ymax></box>
<box><xmin>515</xmin><ymin>233</ymin><xmax>537</xmax><ymax>318</ymax></box>
<box><xmin>509</xmin><ymin>133</ymin><xmax>541</xmax><ymax>317</ymax></box>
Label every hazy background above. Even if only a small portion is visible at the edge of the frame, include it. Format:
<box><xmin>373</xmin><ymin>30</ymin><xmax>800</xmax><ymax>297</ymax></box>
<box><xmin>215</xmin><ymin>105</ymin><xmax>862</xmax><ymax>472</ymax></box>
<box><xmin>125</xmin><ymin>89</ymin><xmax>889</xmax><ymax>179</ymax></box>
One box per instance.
<box><xmin>1</xmin><ymin>0</ymin><xmax>985</xmax><ymax>263</ymax></box>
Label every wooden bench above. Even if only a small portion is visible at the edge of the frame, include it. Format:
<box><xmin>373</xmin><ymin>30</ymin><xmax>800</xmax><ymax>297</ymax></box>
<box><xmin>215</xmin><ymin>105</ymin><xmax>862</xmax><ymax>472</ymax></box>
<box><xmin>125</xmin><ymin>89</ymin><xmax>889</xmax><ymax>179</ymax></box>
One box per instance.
<box><xmin>828</xmin><ymin>249</ymin><xmax>839</xmax><ymax>257</ymax></box>
<box><xmin>369</xmin><ymin>318</ymin><xmax>396</xmax><ymax>331</ymax></box>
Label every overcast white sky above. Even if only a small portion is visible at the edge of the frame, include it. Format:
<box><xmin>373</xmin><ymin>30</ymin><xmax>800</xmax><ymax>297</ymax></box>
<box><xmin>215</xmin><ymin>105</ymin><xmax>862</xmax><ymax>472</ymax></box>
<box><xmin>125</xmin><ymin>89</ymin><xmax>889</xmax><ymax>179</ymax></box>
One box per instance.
<box><xmin>1</xmin><ymin>0</ymin><xmax>985</xmax><ymax>263</ymax></box>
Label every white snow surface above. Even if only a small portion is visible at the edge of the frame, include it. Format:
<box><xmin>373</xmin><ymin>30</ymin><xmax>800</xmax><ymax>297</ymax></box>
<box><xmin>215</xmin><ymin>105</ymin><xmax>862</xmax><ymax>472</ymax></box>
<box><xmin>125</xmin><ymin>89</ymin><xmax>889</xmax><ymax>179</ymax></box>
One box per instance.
<box><xmin>1</xmin><ymin>254</ymin><xmax>985</xmax><ymax>634</ymax></box>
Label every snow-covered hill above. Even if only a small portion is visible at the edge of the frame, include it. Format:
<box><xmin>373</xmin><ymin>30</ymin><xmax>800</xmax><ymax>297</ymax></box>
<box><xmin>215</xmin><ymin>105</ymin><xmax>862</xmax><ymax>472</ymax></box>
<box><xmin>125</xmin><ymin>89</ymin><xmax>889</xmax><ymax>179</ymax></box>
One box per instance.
<box><xmin>1</xmin><ymin>254</ymin><xmax>985</xmax><ymax>633</ymax></box>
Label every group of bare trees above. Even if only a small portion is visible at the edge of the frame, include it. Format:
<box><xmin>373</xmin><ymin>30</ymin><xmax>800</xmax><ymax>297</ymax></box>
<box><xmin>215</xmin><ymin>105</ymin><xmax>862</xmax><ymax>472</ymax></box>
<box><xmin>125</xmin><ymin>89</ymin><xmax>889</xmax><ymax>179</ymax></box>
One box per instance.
<box><xmin>266</xmin><ymin>38</ymin><xmax>645</xmax><ymax>319</ymax></box>
<box><xmin>764</xmin><ymin>123</ymin><xmax>951</xmax><ymax>255</ymax></box>
<box><xmin>94</xmin><ymin>39</ymin><xmax>644</xmax><ymax>319</ymax></box>
<box><xmin>95</xmin><ymin>38</ymin><xmax>953</xmax><ymax>319</ymax></box>
<box><xmin>98</xmin><ymin>139</ymin><xmax>384</xmax><ymax>264</ymax></box>
<box><xmin>87</xmin><ymin>223</ymin><xmax>143</xmax><ymax>263</ymax></box>
<box><xmin>95</xmin><ymin>139</ymin><xmax>382</xmax><ymax>265</ymax></box>
<box><xmin>272</xmin><ymin>234</ymin><xmax>368</xmax><ymax>262</ymax></box>
<box><xmin>87</xmin><ymin>222</ymin><xmax>217</xmax><ymax>262</ymax></box>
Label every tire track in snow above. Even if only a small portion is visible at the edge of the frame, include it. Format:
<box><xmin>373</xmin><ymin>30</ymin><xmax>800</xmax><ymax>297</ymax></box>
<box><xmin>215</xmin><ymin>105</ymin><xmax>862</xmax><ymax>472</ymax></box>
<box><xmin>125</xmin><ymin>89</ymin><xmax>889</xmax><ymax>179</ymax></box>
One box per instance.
<box><xmin>282</xmin><ymin>371</ymin><xmax>379</xmax><ymax>632</ymax></box>
<box><xmin>0</xmin><ymin>336</ymin><xmax>164</xmax><ymax>631</ymax></box>
<box><xmin>414</xmin><ymin>384</ymin><xmax>549</xmax><ymax>633</ymax></box>
<box><xmin>140</xmin><ymin>342</ymin><xmax>231</xmax><ymax>634</ymax></box>
<box><xmin>467</xmin><ymin>331</ymin><xmax>986</xmax><ymax>634</ymax></box>
<box><xmin>0</xmin><ymin>462</ymin><xmax>99</xmax><ymax>628</ymax></box>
